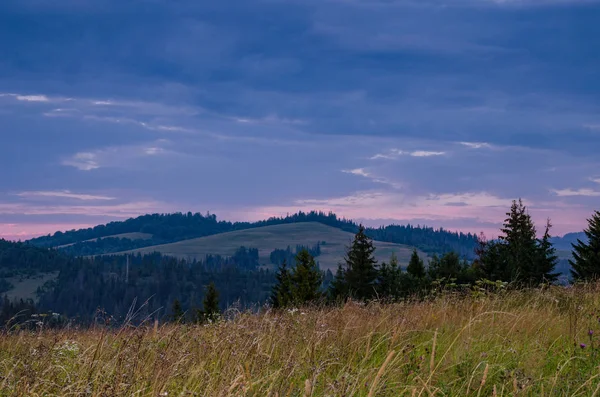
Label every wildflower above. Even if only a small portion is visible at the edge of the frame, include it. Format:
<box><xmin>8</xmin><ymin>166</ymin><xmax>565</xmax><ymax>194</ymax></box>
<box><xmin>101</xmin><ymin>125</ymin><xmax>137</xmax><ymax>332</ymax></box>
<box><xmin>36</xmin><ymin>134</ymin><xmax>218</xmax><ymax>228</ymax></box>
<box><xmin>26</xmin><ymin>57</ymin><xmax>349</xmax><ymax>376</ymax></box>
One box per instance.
<box><xmin>589</xmin><ymin>329</ymin><xmax>594</xmax><ymax>336</ymax></box>
<box><xmin>580</xmin><ymin>343</ymin><xmax>587</xmax><ymax>349</ymax></box>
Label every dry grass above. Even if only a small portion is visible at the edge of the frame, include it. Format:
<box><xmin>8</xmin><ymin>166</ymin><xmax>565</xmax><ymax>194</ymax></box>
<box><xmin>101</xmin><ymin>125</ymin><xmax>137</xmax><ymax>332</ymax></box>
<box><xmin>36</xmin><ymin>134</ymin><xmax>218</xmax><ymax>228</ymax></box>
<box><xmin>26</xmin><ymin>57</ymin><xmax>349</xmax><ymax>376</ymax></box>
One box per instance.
<box><xmin>3</xmin><ymin>285</ymin><xmax>600</xmax><ymax>396</ymax></box>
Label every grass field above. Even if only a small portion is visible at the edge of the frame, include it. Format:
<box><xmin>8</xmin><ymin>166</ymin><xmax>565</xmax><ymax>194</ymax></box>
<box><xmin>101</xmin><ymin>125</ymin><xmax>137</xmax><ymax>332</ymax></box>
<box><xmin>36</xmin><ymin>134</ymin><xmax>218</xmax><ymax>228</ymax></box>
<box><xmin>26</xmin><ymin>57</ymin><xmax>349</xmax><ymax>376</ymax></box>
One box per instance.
<box><xmin>122</xmin><ymin>222</ymin><xmax>425</xmax><ymax>270</ymax></box>
<box><xmin>3</xmin><ymin>272</ymin><xmax>58</xmax><ymax>301</ymax></box>
<box><xmin>4</xmin><ymin>284</ymin><xmax>600</xmax><ymax>396</ymax></box>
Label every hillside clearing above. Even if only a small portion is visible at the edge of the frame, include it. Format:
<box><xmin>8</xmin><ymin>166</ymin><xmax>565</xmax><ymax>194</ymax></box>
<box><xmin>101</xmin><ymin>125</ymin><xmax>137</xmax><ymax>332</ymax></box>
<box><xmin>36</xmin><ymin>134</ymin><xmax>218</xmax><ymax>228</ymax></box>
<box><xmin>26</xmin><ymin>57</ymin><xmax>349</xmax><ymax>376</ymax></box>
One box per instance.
<box><xmin>3</xmin><ymin>272</ymin><xmax>58</xmax><ymax>301</ymax></box>
<box><xmin>121</xmin><ymin>222</ymin><xmax>425</xmax><ymax>270</ymax></box>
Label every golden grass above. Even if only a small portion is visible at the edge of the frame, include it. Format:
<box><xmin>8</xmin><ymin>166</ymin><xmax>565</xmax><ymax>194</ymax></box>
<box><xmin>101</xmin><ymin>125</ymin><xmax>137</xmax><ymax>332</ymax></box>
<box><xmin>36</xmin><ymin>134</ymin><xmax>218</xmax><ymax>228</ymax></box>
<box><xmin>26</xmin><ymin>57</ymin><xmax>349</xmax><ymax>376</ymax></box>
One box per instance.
<box><xmin>3</xmin><ymin>284</ymin><xmax>600</xmax><ymax>396</ymax></box>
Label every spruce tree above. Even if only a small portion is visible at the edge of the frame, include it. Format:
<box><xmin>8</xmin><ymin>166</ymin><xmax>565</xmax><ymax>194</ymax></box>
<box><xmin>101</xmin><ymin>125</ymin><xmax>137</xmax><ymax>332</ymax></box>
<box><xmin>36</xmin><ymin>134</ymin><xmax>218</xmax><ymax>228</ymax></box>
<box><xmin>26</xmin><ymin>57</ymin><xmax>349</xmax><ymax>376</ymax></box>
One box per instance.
<box><xmin>290</xmin><ymin>249</ymin><xmax>323</xmax><ymax>305</ymax></box>
<box><xmin>328</xmin><ymin>263</ymin><xmax>348</xmax><ymax>302</ymax></box>
<box><xmin>378</xmin><ymin>252</ymin><xmax>402</xmax><ymax>300</ymax></box>
<box><xmin>407</xmin><ymin>249</ymin><xmax>425</xmax><ymax>279</ymax></box>
<box><xmin>202</xmin><ymin>282</ymin><xmax>220</xmax><ymax>322</ymax></box>
<box><xmin>270</xmin><ymin>260</ymin><xmax>293</xmax><ymax>308</ymax></box>
<box><xmin>535</xmin><ymin>219</ymin><xmax>559</xmax><ymax>283</ymax></box>
<box><xmin>171</xmin><ymin>299</ymin><xmax>184</xmax><ymax>323</ymax></box>
<box><xmin>343</xmin><ymin>225</ymin><xmax>379</xmax><ymax>301</ymax></box>
<box><xmin>477</xmin><ymin>199</ymin><xmax>557</xmax><ymax>284</ymax></box>
<box><xmin>570</xmin><ymin>210</ymin><xmax>600</xmax><ymax>281</ymax></box>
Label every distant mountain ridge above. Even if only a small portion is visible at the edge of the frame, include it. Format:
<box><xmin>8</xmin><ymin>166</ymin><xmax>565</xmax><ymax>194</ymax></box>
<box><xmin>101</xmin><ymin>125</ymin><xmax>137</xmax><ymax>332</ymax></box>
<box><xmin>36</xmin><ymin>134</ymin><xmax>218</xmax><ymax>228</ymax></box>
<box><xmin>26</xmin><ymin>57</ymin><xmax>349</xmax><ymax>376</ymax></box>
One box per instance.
<box><xmin>27</xmin><ymin>211</ymin><xmax>480</xmax><ymax>258</ymax></box>
<box><xmin>549</xmin><ymin>232</ymin><xmax>588</xmax><ymax>251</ymax></box>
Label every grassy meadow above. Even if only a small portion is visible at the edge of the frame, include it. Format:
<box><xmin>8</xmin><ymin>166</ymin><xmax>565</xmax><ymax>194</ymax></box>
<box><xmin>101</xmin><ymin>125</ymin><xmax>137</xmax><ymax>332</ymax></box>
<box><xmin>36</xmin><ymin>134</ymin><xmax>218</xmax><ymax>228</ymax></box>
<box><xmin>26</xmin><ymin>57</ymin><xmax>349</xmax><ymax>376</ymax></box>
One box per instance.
<box><xmin>123</xmin><ymin>222</ymin><xmax>423</xmax><ymax>271</ymax></box>
<box><xmin>3</xmin><ymin>285</ymin><xmax>600</xmax><ymax>396</ymax></box>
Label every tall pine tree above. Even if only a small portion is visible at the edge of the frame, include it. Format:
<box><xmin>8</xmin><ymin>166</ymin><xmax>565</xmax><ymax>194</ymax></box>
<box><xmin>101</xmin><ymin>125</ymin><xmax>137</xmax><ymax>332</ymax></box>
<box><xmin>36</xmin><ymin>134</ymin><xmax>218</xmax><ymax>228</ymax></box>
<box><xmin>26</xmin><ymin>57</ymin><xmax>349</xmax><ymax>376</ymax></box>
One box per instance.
<box><xmin>377</xmin><ymin>253</ymin><xmax>402</xmax><ymax>300</ymax></box>
<box><xmin>535</xmin><ymin>219</ymin><xmax>559</xmax><ymax>283</ymax></box>
<box><xmin>270</xmin><ymin>260</ymin><xmax>293</xmax><ymax>308</ymax></box>
<box><xmin>342</xmin><ymin>225</ymin><xmax>379</xmax><ymax>301</ymax></box>
<box><xmin>290</xmin><ymin>249</ymin><xmax>323</xmax><ymax>305</ymax></box>
<box><xmin>407</xmin><ymin>249</ymin><xmax>426</xmax><ymax>279</ymax></box>
<box><xmin>570</xmin><ymin>210</ymin><xmax>600</xmax><ymax>281</ymax></box>
<box><xmin>477</xmin><ymin>199</ymin><xmax>557</xmax><ymax>284</ymax></box>
<box><xmin>202</xmin><ymin>282</ymin><xmax>220</xmax><ymax>323</ymax></box>
<box><xmin>329</xmin><ymin>263</ymin><xmax>349</xmax><ymax>302</ymax></box>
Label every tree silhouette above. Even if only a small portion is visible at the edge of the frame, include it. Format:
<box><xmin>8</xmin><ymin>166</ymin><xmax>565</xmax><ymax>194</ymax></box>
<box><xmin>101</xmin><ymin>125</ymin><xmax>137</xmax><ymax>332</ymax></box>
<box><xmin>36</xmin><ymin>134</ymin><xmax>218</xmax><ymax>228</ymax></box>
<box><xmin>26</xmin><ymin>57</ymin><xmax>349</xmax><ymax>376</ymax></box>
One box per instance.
<box><xmin>571</xmin><ymin>211</ymin><xmax>600</xmax><ymax>281</ymax></box>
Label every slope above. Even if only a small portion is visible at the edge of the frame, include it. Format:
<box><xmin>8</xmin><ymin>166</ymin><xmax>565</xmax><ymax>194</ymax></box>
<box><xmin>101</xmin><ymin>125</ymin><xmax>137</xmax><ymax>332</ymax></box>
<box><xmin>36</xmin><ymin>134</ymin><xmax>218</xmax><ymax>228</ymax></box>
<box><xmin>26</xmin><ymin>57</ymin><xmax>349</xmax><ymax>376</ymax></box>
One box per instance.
<box><xmin>123</xmin><ymin>222</ymin><xmax>426</xmax><ymax>271</ymax></box>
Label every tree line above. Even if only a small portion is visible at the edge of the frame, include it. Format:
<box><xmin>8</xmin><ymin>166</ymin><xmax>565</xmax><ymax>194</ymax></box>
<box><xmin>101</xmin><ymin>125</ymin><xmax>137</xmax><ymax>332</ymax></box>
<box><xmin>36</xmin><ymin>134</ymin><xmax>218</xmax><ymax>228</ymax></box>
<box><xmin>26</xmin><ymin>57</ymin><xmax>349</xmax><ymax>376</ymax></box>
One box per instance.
<box><xmin>28</xmin><ymin>211</ymin><xmax>479</xmax><ymax>258</ymax></box>
<box><xmin>269</xmin><ymin>201</ymin><xmax>600</xmax><ymax>308</ymax></box>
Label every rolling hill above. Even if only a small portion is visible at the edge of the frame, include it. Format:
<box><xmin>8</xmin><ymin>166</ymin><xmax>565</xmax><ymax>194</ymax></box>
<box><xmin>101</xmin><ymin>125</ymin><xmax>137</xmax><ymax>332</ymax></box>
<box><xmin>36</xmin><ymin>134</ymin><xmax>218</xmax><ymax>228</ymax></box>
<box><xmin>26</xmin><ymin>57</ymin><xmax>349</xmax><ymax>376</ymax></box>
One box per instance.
<box><xmin>28</xmin><ymin>211</ymin><xmax>480</xmax><ymax>258</ymax></box>
<box><xmin>121</xmin><ymin>222</ymin><xmax>427</xmax><ymax>271</ymax></box>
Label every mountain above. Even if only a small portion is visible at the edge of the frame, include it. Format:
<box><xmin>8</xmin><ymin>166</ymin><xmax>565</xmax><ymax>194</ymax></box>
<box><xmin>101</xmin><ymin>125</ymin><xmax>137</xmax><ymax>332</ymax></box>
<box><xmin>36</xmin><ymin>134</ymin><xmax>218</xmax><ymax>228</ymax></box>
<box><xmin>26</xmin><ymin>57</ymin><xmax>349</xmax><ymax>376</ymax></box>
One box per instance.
<box><xmin>121</xmin><ymin>222</ymin><xmax>426</xmax><ymax>271</ymax></box>
<box><xmin>549</xmin><ymin>232</ymin><xmax>588</xmax><ymax>251</ymax></box>
<box><xmin>27</xmin><ymin>211</ymin><xmax>480</xmax><ymax>259</ymax></box>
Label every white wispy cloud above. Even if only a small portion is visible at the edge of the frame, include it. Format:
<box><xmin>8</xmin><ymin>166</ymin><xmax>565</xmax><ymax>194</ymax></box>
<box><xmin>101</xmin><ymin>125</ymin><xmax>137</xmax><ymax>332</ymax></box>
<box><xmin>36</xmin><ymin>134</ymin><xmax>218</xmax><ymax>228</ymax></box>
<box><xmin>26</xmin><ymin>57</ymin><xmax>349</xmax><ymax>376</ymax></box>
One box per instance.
<box><xmin>0</xmin><ymin>201</ymin><xmax>172</xmax><ymax>218</ymax></box>
<box><xmin>62</xmin><ymin>152</ymin><xmax>100</xmax><ymax>171</ymax></box>
<box><xmin>0</xmin><ymin>93</ymin><xmax>70</xmax><ymax>103</ymax></box>
<box><xmin>552</xmin><ymin>188</ymin><xmax>600</xmax><ymax>197</ymax></box>
<box><xmin>62</xmin><ymin>140</ymin><xmax>177</xmax><ymax>171</ymax></box>
<box><xmin>411</xmin><ymin>150</ymin><xmax>446</xmax><ymax>157</ymax></box>
<box><xmin>342</xmin><ymin>168</ymin><xmax>402</xmax><ymax>188</ymax></box>
<box><xmin>591</xmin><ymin>178</ymin><xmax>600</xmax><ymax>184</ymax></box>
<box><xmin>342</xmin><ymin>168</ymin><xmax>371</xmax><ymax>177</ymax></box>
<box><xmin>370</xmin><ymin>148</ymin><xmax>446</xmax><ymax>160</ymax></box>
<box><xmin>16</xmin><ymin>190</ymin><xmax>115</xmax><ymax>201</ymax></box>
<box><xmin>16</xmin><ymin>95</ymin><xmax>50</xmax><ymax>102</ymax></box>
<box><xmin>459</xmin><ymin>141</ymin><xmax>492</xmax><ymax>149</ymax></box>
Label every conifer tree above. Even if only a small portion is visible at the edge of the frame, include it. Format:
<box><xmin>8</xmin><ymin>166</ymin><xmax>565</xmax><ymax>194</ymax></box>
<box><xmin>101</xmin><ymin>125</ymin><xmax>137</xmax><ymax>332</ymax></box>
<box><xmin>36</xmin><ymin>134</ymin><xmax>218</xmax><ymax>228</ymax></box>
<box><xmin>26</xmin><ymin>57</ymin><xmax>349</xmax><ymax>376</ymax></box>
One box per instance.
<box><xmin>570</xmin><ymin>210</ymin><xmax>600</xmax><ymax>281</ymax></box>
<box><xmin>499</xmin><ymin>199</ymin><xmax>539</xmax><ymax>281</ymax></box>
<box><xmin>290</xmin><ymin>249</ymin><xmax>323</xmax><ymax>305</ymax></box>
<box><xmin>477</xmin><ymin>199</ymin><xmax>557</xmax><ymax>284</ymax></box>
<box><xmin>407</xmin><ymin>249</ymin><xmax>426</xmax><ymax>279</ymax></box>
<box><xmin>202</xmin><ymin>282</ymin><xmax>220</xmax><ymax>323</ymax></box>
<box><xmin>270</xmin><ymin>260</ymin><xmax>293</xmax><ymax>308</ymax></box>
<box><xmin>343</xmin><ymin>225</ymin><xmax>379</xmax><ymax>301</ymax></box>
<box><xmin>171</xmin><ymin>299</ymin><xmax>184</xmax><ymax>323</ymax></box>
<box><xmin>377</xmin><ymin>252</ymin><xmax>402</xmax><ymax>300</ymax></box>
<box><xmin>328</xmin><ymin>263</ymin><xmax>348</xmax><ymax>301</ymax></box>
<box><xmin>535</xmin><ymin>219</ymin><xmax>559</xmax><ymax>283</ymax></box>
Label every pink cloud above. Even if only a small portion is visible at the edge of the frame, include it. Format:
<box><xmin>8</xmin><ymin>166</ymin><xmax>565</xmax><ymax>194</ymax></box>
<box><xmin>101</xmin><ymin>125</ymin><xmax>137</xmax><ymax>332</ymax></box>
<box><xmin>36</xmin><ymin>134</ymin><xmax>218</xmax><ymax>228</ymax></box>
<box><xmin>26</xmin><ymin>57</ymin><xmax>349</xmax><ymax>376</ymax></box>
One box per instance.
<box><xmin>232</xmin><ymin>191</ymin><xmax>591</xmax><ymax>237</ymax></box>
<box><xmin>0</xmin><ymin>223</ymin><xmax>96</xmax><ymax>241</ymax></box>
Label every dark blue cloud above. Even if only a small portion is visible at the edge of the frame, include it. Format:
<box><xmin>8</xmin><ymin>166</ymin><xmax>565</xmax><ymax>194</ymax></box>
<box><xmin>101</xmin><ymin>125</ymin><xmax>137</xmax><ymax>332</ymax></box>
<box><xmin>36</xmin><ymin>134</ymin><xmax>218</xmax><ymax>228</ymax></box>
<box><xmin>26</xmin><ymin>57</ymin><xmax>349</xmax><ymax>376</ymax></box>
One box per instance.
<box><xmin>1</xmin><ymin>0</ymin><xmax>599</xmax><ymax>239</ymax></box>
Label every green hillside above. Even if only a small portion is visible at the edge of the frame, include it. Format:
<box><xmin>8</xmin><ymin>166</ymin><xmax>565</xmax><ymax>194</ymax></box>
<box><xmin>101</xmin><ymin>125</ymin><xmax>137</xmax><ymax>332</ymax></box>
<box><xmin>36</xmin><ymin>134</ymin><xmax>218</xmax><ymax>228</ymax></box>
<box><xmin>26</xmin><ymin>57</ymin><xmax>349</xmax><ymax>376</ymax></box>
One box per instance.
<box><xmin>122</xmin><ymin>222</ymin><xmax>427</xmax><ymax>271</ymax></box>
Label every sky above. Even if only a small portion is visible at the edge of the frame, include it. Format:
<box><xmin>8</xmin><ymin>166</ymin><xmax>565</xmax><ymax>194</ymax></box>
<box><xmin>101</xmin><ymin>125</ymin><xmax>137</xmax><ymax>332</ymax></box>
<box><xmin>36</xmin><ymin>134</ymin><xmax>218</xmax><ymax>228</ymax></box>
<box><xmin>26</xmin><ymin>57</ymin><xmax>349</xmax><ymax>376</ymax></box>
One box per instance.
<box><xmin>1</xmin><ymin>0</ymin><xmax>599</xmax><ymax>241</ymax></box>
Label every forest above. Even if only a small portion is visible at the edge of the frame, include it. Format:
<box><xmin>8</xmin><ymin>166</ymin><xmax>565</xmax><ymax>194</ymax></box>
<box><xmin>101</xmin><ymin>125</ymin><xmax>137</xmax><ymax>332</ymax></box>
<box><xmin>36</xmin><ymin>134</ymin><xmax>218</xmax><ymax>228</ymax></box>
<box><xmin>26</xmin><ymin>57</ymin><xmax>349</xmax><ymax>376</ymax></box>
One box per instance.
<box><xmin>1</xmin><ymin>204</ymin><xmax>598</xmax><ymax>328</ymax></box>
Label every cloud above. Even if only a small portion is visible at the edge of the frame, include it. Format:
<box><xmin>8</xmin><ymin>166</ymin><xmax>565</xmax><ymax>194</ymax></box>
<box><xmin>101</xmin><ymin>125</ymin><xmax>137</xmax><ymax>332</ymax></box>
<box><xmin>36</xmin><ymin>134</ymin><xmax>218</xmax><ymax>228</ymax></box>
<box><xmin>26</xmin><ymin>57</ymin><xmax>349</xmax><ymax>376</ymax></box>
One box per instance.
<box><xmin>552</xmin><ymin>188</ymin><xmax>600</xmax><ymax>197</ymax></box>
<box><xmin>16</xmin><ymin>190</ymin><xmax>115</xmax><ymax>201</ymax></box>
<box><xmin>342</xmin><ymin>168</ymin><xmax>402</xmax><ymax>188</ymax></box>
<box><xmin>0</xmin><ymin>223</ymin><xmax>97</xmax><ymax>241</ymax></box>
<box><xmin>584</xmin><ymin>124</ymin><xmax>600</xmax><ymax>131</ymax></box>
<box><xmin>16</xmin><ymin>95</ymin><xmax>50</xmax><ymax>102</ymax></box>
<box><xmin>251</xmin><ymin>190</ymin><xmax>529</xmax><ymax>237</ymax></box>
<box><xmin>459</xmin><ymin>142</ymin><xmax>492</xmax><ymax>149</ymax></box>
<box><xmin>342</xmin><ymin>168</ymin><xmax>370</xmax><ymax>177</ymax></box>
<box><xmin>591</xmin><ymin>178</ymin><xmax>600</xmax><ymax>184</ymax></box>
<box><xmin>370</xmin><ymin>148</ymin><xmax>446</xmax><ymax>160</ymax></box>
<box><xmin>62</xmin><ymin>152</ymin><xmax>100</xmax><ymax>171</ymax></box>
<box><xmin>0</xmin><ymin>93</ymin><xmax>70</xmax><ymax>103</ymax></box>
<box><xmin>61</xmin><ymin>140</ymin><xmax>175</xmax><ymax>171</ymax></box>
<box><xmin>0</xmin><ymin>201</ymin><xmax>173</xmax><ymax>218</ymax></box>
<box><xmin>411</xmin><ymin>150</ymin><xmax>446</xmax><ymax>157</ymax></box>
